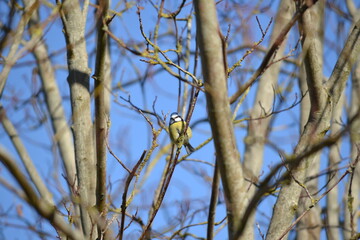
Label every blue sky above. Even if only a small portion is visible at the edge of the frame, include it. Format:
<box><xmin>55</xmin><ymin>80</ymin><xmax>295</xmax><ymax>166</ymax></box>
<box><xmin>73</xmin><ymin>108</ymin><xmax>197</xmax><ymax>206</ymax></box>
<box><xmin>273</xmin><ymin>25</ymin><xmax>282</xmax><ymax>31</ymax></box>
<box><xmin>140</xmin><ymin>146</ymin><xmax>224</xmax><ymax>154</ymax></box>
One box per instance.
<box><xmin>0</xmin><ymin>0</ymin><xmax>358</xmax><ymax>239</ymax></box>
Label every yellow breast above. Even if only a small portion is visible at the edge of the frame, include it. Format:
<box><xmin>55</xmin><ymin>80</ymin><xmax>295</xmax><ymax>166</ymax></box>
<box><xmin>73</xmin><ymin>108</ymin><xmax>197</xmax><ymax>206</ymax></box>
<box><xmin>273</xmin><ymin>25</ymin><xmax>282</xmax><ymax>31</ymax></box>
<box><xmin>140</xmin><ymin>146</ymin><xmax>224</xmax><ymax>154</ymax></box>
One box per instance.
<box><xmin>169</xmin><ymin>121</ymin><xmax>192</xmax><ymax>147</ymax></box>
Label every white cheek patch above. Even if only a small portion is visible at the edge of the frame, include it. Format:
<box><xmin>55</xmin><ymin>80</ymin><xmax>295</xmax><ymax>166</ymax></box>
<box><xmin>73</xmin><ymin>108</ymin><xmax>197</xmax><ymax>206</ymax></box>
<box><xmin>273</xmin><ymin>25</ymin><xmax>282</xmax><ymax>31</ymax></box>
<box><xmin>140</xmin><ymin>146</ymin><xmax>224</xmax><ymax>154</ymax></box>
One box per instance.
<box><xmin>174</xmin><ymin>116</ymin><xmax>182</xmax><ymax>122</ymax></box>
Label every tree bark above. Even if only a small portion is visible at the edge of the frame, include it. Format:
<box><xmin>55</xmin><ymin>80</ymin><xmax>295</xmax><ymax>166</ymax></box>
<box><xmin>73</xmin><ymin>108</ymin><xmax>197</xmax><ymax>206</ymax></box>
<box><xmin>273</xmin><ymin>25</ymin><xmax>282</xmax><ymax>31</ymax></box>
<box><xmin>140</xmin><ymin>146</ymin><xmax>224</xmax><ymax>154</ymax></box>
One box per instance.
<box><xmin>193</xmin><ymin>1</ymin><xmax>248</xmax><ymax>239</ymax></box>
<box><xmin>59</xmin><ymin>0</ymin><xmax>96</xmax><ymax>237</ymax></box>
<box><xmin>94</xmin><ymin>0</ymin><xmax>111</xmax><ymax>238</ymax></box>
<box><xmin>296</xmin><ymin>2</ymin><xmax>324</xmax><ymax>239</ymax></box>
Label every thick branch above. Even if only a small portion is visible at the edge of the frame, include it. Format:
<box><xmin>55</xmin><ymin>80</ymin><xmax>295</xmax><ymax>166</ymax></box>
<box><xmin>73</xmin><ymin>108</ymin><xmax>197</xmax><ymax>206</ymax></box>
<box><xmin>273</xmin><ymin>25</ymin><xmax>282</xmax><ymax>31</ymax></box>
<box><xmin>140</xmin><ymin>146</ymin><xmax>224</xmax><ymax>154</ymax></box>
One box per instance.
<box><xmin>326</xmin><ymin>19</ymin><xmax>360</xmax><ymax>104</ymax></box>
<box><xmin>193</xmin><ymin>1</ymin><xmax>247</xmax><ymax>239</ymax></box>
<box><xmin>207</xmin><ymin>160</ymin><xmax>220</xmax><ymax>240</ymax></box>
<box><xmin>0</xmin><ymin>148</ymin><xmax>84</xmax><ymax>240</ymax></box>
<box><xmin>0</xmin><ymin>0</ymin><xmax>38</xmax><ymax>98</ymax></box>
<box><xmin>93</xmin><ymin>0</ymin><xmax>110</xmax><ymax>238</ymax></box>
<box><xmin>26</xmin><ymin>0</ymin><xmax>77</xmax><ymax>198</ymax></box>
<box><xmin>266</xmin><ymin>12</ymin><xmax>360</xmax><ymax>240</ymax></box>
<box><xmin>0</xmin><ymin>105</ymin><xmax>53</xmax><ymax>203</ymax></box>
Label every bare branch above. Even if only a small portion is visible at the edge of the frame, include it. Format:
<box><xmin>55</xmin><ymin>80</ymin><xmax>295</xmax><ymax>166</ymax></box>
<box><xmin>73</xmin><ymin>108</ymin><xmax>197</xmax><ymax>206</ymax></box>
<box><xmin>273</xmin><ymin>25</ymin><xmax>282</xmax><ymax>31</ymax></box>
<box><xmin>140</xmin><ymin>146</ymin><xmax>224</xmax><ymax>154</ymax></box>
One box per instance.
<box><xmin>207</xmin><ymin>160</ymin><xmax>220</xmax><ymax>240</ymax></box>
<box><xmin>0</xmin><ymin>105</ymin><xmax>53</xmax><ymax>203</ymax></box>
<box><xmin>0</xmin><ymin>148</ymin><xmax>84</xmax><ymax>240</ymax></box>
<box><xmin>229</xmin><ymin>1</ymin><xmax>316</xmax><ymax>104</ymax></box>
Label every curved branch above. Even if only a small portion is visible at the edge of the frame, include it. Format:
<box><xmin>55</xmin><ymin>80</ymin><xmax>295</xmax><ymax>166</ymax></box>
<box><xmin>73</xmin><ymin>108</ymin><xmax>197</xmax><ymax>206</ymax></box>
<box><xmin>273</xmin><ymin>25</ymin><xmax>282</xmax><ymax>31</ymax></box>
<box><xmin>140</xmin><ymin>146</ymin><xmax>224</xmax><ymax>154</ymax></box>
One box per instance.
<box><xmin>0</xmin><ymin>148</ymin><xmax>84</xmax><ymax>240</ymax></box>
<box><xmin>0</xmin><ymin>105</ymin><xmax>53</xmax><ymax>203</ymax></box>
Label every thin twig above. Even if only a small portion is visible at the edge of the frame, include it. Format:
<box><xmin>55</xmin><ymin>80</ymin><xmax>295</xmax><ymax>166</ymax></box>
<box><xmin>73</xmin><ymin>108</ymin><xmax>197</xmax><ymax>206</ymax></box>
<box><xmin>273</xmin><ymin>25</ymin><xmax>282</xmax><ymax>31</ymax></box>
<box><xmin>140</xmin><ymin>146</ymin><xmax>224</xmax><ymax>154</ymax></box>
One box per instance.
<box><xmin>227</xmin><ymin>17</ymin><xmax>273</xmax><ymax>76</ymax></box>
<box><xmin>233</xmin><ymin>91</ymin><xmax>306</xmax><ymax>124</ymax></box>
<box><xmin>105</xmin><ymin>132</ymin><xmax>131</xmax><ymax>174</ymax></box>
<box><xmin>280</xmin><ymin>154</ymin><xmax>314</xmax><ymax>202</ymax></box>
<box><xmin>139</xmin><ymin>147</ymin><xmax>181</xmax><ymax>239</ymax></box>
<box><xmin>229</xmin><ymin>3</ymin><xmax>314</xmax><ymax>104</ymax></box>
<box><xmin>118</xmin><ymin>150</ymin><xmax>147</xmax><ymax>240</ymax></box>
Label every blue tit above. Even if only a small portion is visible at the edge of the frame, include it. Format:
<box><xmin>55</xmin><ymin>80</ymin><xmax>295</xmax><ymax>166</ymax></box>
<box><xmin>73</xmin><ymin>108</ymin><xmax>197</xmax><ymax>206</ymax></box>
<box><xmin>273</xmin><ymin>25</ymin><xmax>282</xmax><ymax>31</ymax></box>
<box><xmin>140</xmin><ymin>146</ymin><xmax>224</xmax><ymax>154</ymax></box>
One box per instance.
<box><xmin>169</xmin><ymin>112</ymin><xmax>195</xmax><ymax>154</ymax></box>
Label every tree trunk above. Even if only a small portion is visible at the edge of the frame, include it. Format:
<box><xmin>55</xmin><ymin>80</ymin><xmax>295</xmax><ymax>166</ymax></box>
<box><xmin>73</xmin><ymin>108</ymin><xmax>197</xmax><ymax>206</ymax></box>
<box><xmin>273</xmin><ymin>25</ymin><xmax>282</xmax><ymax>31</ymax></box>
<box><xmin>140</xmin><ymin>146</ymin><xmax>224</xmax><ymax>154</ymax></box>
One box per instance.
<box><xmin>194</xmin><ymin>1</ymin><xmax>248</xmax><ymax>239</ymax></box>
<box><xmin>60</xmin><ymin>0</ymin><xmax>96</xmax><ymax>238</ymax></box>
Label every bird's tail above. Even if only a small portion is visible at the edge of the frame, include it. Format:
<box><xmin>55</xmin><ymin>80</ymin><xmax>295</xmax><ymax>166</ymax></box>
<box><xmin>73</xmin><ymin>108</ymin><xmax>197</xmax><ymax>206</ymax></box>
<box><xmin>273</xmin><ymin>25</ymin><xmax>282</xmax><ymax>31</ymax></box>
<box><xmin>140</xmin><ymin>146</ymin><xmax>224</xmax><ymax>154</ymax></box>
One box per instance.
<box><xmin>185</xmin><ymin>143</ymin><xmax>195</xmax><ymax>154</ymax></box>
